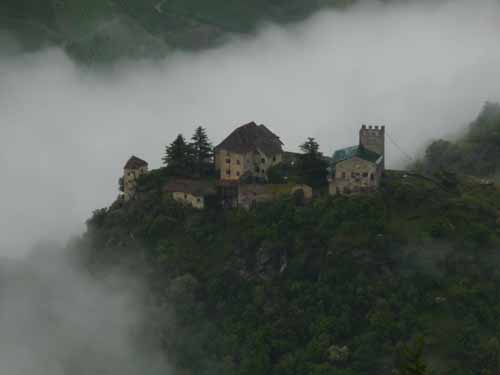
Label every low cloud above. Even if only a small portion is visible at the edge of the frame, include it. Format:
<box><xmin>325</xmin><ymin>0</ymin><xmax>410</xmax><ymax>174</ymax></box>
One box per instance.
<box><xmin>0</xmin><ymin>244</ymin><xmax>170</xmax><ymax>374</ymax></box>
<box><xmin>1</xmin><ymin>0</ymin><xmax>500</xmax><ymax>254</ymax></box>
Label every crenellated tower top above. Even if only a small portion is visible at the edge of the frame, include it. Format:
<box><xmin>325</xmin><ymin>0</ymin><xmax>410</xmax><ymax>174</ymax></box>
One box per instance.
<box><xmin>359</xmin><ymin>125</ymin><xmax>385</xmax><ymax>167</ymax></box>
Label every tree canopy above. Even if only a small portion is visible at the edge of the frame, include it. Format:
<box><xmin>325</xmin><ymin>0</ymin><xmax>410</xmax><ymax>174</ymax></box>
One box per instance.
<box><xmin>297</xmin><ymin>137</ymin><xmax>328</xmax><ymax>188</ymax></box>
<box><xmin>190</xmin><ymin>126</ymin><xmax>214</xmax><ymax>176</ymax></box>
<box><xmin>162</xmin><ymin>134</ymin><xmax>194</xmax><ymax>175</ymax></box>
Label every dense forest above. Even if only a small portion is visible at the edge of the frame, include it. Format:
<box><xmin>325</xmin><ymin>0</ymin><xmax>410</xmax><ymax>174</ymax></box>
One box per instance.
<box><xmin>418</xmin><ymin>102</ymin><xmax>500</xmax><ymax>179</ymax></box>
<box><xmin>1</xmin><ymin>0</ymin><xmax>432</xmax><ymax>62</ymax></box>
<box><xmin>75</xmin><ymin>104</ymin><xmax>500</xmax><ymax>375</ymax></box>
<box><xmin>1</xmin><ymin>0</ymin><xmax>355</xmax><ymax>61</ymax></box>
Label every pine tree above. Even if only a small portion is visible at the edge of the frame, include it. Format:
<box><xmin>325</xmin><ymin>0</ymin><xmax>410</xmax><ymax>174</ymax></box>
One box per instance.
<box><xmin>300</xmin><ymin>137</ymin><xmax>320</xmax><ymax>156</ymax></box>
<box><xmin>162</xmin><ymin>134</ymin><xmax>194</xmax><ymax>175</ymax></box>
<box><xmin>395</xmin><ymin>337</ymin><xmax>430</xmax><ymax>375</ymax></box>
<box><xmin>190</xmin><ymin>126</ymin><xmax>213</xmax><ymax>176</ymax></box>
<box><xmin>297</xmin><ymin>137</ymin><xmax>328</xmax><ymax>188</ymax></box>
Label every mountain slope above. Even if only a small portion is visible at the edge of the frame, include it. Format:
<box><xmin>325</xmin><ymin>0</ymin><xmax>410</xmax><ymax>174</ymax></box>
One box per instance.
<box><xmin>78</xmin><ymin>162</ymin><xmax>500</xmax><ymax>374</ymax></box>
<box><xmin>1</xmin><ymin>0</ymin><xmax>355</xmax><ymax>61</ymax></box>
<box><xmin>418</xmin><ymin>102</ymin><xmax>500</xmax><ymax>179</ymax></box>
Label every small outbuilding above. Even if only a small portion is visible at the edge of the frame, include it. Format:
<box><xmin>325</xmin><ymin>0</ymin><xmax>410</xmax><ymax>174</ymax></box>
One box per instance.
<box><xmin>163</xmin><ymin>179</ymin><xmax>217</xmax><ymax>209</ymax></box>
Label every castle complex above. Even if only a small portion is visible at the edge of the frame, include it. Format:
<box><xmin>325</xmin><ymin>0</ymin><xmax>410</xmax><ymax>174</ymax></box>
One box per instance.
<box><xmin>121</xmin><ymin>123</ymin><xmax>386</xmax><ymax>207</ymax></box>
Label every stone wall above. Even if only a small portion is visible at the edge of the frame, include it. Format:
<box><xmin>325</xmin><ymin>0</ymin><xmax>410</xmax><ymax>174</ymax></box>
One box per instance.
<box><xmin>359</xmin><ymin>125</ymin><xmax>385</xmax><ymax>166</ymax></box>
<box><xmin>215</xmin><ymin>148</ymin><xmax>283</xmax><ymax>181</ymax></box>
<box><xmin>329</xmin><ymin>157</ymin><xmax>381</xmax><ymax>195</ymax></box>
<box><xmin>239</xmin><ymin>183</ymin><xmax>312</xmax><ymax>209</ymax></box>
<box><xmin>172</xmin><ymin>192</ymin><xmax>205</xmax><ymax>209</ymax></box>
<box><xmin>123</xmin><ymin>166</ymin><xmax>148</xmax><ymax>200</ymax></box>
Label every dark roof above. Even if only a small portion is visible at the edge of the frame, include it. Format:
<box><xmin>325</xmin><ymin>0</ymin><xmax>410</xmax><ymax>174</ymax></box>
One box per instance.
<box><xmin>331</xmin><ymin>145</ymin><xmax>382</xmax><ymax>165</ymax></box>
<box><xmin>124</xmin><ymin>155</ymin><xmax>148</xmax><ymax>169</ymax></box>
<box><xmin>215</xmin><ymin>122</ymin><xmax>283</xmax><ymax>156</ymax></box>
<box><xmin>163</xmin><ymin>179</ymin><xmax>216</xmax><ymax>196</ymax></box>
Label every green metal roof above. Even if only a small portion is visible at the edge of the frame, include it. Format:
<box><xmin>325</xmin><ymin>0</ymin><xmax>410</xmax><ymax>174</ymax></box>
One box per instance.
<box><xmin>331</xmin><ymin>145</ymin><xmax>382</xmax><ymax>165</ymax></box>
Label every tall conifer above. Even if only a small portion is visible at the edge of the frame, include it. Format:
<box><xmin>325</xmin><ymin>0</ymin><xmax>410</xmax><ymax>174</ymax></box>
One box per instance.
<box><xmin>190</xmin><ymin>126</ymin><xmax>213</xmax><ymax>176</ymax></box>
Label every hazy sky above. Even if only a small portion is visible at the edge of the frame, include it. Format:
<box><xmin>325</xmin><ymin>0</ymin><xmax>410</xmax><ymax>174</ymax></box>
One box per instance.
<box><xmin>1</xmin><ymin>0</ymin><xmax>500</xmax><ymax>255</ymax></box>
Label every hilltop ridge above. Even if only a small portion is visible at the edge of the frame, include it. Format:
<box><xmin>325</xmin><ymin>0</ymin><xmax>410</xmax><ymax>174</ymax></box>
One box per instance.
<box><xmin>74</xmin><ymin>105</ymin><xmax>500</xmax><ymax>375</ymax></box>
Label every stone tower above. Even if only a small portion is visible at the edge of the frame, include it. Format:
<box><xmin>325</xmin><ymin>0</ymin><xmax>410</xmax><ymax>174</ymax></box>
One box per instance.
<box><xmin>123</xmin><ymin>156</ymin><xmax>148</xmax><ymax>201</ymax></box>
<box><xmin>359</xmin><ymin>125</ymin><xmax>385</xmax><ymax>167</ymax></box>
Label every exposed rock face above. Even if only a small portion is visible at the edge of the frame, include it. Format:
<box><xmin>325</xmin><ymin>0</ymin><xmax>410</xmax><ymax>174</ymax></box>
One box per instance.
<box><xmin>255</xmin><ymin>244</ymin><xmax>288</xmax><ymax>280</ymax></box>
<box><xmin>328</xmin><ymin>345</ymin><xmax>350</xmax><ymax>363</ymax></box>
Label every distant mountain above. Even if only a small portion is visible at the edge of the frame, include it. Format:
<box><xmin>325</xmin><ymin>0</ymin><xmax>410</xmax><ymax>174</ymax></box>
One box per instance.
<box><xmin>0</xmin><ymin>0</ymin><xmax>358</xmax><ymax>62</ymax></box>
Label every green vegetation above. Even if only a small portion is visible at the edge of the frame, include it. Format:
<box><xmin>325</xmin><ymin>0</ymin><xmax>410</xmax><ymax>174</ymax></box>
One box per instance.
<box><xmin>1</xmin><ymin>0</ymin><xmax>357</xmax><ymax>61</ymax></box>
<box><xmin>79</xmin><ymin>163</ymin><xmax>500</xmax><ymax>374</ymax></box>
<box><xmin>417</xmin><ymin>102</ymin><xmax>500</xmax><ymax>179</ymax></box>
<box><xmin>161</xmin><ymin>126</ymin><xmax>215</xmax><ymax>178</ymax></box>
<box><xmin>297</xmin><ymin>137</ymin><xmax>329</xmax><ymax>188</ymax></box>
<box><xmin>163</xmin><ymin>134</ymin><xmax>194</xmax><ymax>175</ymax></box>
<box><xmin>191</xmin><ymin>126</ymin><xmax>214</xmax><ymax>176</ymax></box>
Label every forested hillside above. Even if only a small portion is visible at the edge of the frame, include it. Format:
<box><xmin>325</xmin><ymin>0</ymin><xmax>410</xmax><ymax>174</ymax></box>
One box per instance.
<box><xmin>77</xmin><ymin>155</ymin><xmax>500</xmax><ymax>374</ymax></box>
<box><xmin>1</xmin><ymin>0</ymin><xmax>355</xmax><ymax>61</ymax></box>
<box><xmin>418</xmin><ymin>102</ymin><xmax>500</xmax><ymax>179</ymax></box>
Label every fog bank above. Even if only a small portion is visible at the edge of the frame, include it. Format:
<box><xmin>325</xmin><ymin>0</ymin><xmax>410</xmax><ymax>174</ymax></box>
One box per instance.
<box><xmin>0</xmin><ymin>245</ymin><xmax>170</xmax><ymax>374</ymax></box>
<box><xmin>2</xmin><ymin>0</ymin><xmax>500</xmax><ymax>255</ymax></box>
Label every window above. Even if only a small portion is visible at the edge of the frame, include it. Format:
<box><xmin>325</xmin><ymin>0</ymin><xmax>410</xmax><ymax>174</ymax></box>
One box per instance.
<box><xmin>226</xmin><ymin>158</ymin><xmax>231</xmax><ymax>164</ymax></box>
<box><xmin>342</xmin><ymin>172</ymin><xmax>346</xmax><ymax>179</ymax></box>
<box><xmin>261</xmin><ymin>158</ymin><xmax>266</xmax><ymax>164</ymax></box>
<box><xmin>236</xmin><ymin>171</ymin><xmax>240</xmax><ymax>177</ymax></box>
<box><xmin>255</xmin><ymin>166</ymin><xmax>260</xmax><ymax>173</ymax></box>
<box><xmin>261</xmin><ymin>169</ymin><xmax>265</xmax><ymax>174</ymax></box>
<box><xmin>184</xmin><ymin>194</ymin><xmax>187</xmax><ymax>199</ymax></box>
<box><xmin>272</xmin><ymin>156</ymin><xmax>276</xmax><ymax>162</ymax></box>
<box><xmin>370</xmin><ymin>173</ymin><xmax>374</xmax><ymax>181</ymax></box>
<box><xmin>351</xmin><ymin>172</ymin><xmax>356</xmax><ymax>178</ymax></box>
<box><xmin>197</xmin><ymin>198</ymin><xmax>201</xmax><ymax>203</ymax></box>
<box><xmin>236</xmin><ymin>159</ymin><xmax>241</xmax><ymax>165</ymax></box>
<box><xmin>363</xmin><ymin>172</ymin><xmax>368</xmax><ymax>178</ymax></box>
<box><xmin>226</xmin><ymin>169</ymin><xmax>231</xmax><ymax>176</ymax></box>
